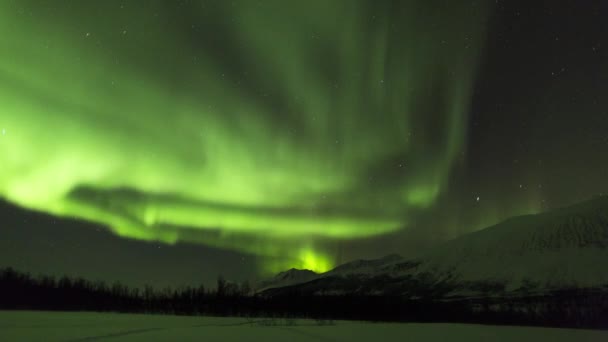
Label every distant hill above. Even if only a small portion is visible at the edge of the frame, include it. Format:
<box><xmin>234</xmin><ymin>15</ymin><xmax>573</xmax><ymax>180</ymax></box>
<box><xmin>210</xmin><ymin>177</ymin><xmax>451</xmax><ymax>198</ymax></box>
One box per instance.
<box><xmin>256</xmin><ymin>268</ymin><xmax>318</xmax><ymax>292</ymax></box>
<box><xmin>261</xmin><ymin>196</ymin><xmax>608</xmax><ymax>298</ymax></box>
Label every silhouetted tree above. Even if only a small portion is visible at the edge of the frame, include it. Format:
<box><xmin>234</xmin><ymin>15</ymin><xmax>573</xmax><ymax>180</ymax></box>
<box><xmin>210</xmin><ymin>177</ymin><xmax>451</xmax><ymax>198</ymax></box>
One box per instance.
<box><xmin>216</xmin><ymin>275</ymin><xmax>226</xmax><ymax>297</ymax></box>
<box><xmin>0</xmin><ymin>266</ymin><xmax>606</xmax><ymax>329</ymax></box>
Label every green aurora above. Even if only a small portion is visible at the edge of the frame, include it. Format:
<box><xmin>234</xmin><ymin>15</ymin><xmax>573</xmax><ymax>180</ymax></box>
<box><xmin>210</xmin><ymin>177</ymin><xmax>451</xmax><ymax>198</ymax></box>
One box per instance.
<box><xmin>0</xmin><ymin>1</ymin><xmax>490</xmax><ymax>272</ymax></box>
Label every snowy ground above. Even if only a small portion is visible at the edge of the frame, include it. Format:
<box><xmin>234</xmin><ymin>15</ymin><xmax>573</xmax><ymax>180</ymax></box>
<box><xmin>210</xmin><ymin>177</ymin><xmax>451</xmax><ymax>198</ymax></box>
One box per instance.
<box><xmin>1</xmin><ymin>311</ymin><xmax>606</xmax><ymax>342</ymax></box>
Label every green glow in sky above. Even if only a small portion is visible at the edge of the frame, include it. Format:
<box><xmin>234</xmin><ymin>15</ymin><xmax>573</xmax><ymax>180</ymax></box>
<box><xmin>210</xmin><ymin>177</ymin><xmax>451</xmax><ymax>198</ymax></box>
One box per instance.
<box><xmin>0</xmin><ymin>1</ymin><xmax>488</xmax><ymax>272</ymax></box>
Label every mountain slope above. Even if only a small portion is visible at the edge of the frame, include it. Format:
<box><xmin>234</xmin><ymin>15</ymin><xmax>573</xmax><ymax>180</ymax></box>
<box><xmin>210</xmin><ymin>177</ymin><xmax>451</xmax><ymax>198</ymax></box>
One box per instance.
<box><xmin>261</xmin><ymin>196</ymin><xmax>608</xmax><ymax>297</ymax></box>
<box><xmin>256</xmin><ymin>268</ymin><xmax>318</xmax><ymax>292</ymax></box>
<box><xmin>419</xmin><ymin>196</ymin><xmax>608</xmax><ymax>289</ymax></box>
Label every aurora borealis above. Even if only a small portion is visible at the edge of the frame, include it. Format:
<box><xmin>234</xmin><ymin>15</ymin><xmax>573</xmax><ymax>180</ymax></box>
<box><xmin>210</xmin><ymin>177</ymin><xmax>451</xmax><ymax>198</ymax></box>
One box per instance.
<box><xmin>1</xmin><ymin>0</ymin><xmax>608</xmax><ymax>285</ymax></box>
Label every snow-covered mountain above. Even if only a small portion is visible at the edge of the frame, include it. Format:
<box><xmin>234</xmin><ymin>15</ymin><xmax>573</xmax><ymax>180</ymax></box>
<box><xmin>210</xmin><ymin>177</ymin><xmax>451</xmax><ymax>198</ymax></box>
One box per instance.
<box><xmin>261</xmin><ymin>196</ymin><xmax>608</xmax><ymax>297</ymax></box>
<box><xmin>256</xmin><ymin>268</ymin><xmax>318</xmax><ymax>292</ymax></box>
<box><xmin>325</xmin><ymin>253</ymin><xmax>405</xmax><ymax>277</ymax></box>
<box><xmin>417</xmin><ymin>195</ymin><xmax>608</xmax><ymax>290</ymax></box>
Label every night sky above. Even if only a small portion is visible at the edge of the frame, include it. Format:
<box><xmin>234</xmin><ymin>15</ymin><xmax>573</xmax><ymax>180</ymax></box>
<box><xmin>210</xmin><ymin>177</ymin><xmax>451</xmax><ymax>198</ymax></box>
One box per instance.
<box><xmin>1</xmin><ymin>0</ymin><xmax>607</xmax><ymax>288</ymax></box>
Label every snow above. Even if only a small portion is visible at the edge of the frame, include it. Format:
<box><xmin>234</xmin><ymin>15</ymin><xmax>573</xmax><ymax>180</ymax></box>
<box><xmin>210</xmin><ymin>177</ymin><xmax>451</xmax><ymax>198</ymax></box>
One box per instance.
<box><xmin>1</xmin><ymin>311</ymin><xmax>606</xmax><ymax>342</ymax></box>
<box><xmin>256</xmin><ymin>268</ymin><xmax>318</xmax><ymax>292</ymax></box>
<box><xmin>326</xmin><ymin>253</ymin><xmax>405</xmax><ymax>277</ymax></box>
<box><xmin>261</xmin><ymin>196</ymin><xmax>608</xmax><ymax>296</ymax></box>
<box><xmin>415</xmin><ymin>196</ymin><xmax>608</xmax><ymax>289</ymax></box>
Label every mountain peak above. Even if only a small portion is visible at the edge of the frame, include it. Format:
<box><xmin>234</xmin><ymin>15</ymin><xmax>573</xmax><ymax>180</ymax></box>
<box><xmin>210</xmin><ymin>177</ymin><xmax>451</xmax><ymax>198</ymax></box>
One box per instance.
<box><xmin>276</xmin><ymin>268</ymin><xmax>317</xmax><ymax>280</ymax></box>
<box><xmin>261</xmin><ymin>196</ymin><xmax>608</xmax><ymax>297</ymax></box>
<box><xmin>255</xmin><ymin>268</ymin><xmax>318</xmax><ymax>292</ymax></box>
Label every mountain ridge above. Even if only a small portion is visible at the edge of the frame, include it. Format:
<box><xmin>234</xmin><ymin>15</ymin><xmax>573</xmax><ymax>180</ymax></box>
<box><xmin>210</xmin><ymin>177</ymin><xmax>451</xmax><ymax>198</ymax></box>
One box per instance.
<box><xmin>260</xmin><ymin>196</ymin><xmax>608</xmax><ymax>297</ymax></box>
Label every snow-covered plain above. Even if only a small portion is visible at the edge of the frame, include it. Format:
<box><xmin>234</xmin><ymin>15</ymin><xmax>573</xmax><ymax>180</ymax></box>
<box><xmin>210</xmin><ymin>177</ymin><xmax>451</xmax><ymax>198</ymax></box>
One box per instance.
<box><xmin>0</xmin><ymin>311</ymin><xmax>606</xmax><ymax>341</ymax></box>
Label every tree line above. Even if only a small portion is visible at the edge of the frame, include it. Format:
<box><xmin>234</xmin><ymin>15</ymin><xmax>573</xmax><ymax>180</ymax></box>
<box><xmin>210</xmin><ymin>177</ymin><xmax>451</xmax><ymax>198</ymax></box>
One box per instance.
<box><xmin>1</xmin><ymin>267</ymin><xmax>606</xmax><ymax>329</ymax></box>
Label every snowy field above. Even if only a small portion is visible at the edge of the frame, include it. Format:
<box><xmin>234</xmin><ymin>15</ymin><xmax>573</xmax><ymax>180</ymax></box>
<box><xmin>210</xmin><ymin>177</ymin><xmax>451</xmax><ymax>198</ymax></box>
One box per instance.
<box><xmin>1</xmin><ymin>311</ymin><xmax>606</xmax><ymax>342</ymax></box>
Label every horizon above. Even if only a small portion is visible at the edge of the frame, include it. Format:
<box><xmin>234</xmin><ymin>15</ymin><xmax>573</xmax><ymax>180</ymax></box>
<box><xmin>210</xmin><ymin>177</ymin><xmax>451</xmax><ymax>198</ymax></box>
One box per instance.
<box><xmin>2</xmin><ymin>193</ymin><xmax>606</xmax><ymax>289</ymax></box>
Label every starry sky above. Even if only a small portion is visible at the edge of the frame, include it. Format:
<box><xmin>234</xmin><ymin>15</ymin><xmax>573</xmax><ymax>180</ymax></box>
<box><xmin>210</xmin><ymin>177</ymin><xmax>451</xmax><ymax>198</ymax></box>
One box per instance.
<box><xmin>1</xmin><ymin>0</ymin><xmax>607</xmax><ymax>288</ymax></box>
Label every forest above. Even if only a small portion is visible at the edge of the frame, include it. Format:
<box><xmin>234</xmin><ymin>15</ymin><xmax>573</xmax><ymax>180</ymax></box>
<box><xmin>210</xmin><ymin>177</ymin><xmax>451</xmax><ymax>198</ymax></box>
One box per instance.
<box><xmin>1</xmin><ymin>267</ymin><xmax>606</xmax><ymax>329</ymax></box>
